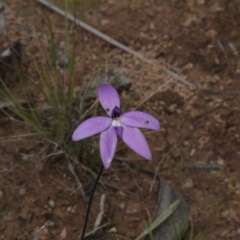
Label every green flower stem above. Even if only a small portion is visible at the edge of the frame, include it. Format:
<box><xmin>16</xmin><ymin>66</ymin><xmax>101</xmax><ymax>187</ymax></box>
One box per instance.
<box><xmin>80</xmin><ymin>164</ymin><xmax>104</xmax><ymax>240</ymax></box>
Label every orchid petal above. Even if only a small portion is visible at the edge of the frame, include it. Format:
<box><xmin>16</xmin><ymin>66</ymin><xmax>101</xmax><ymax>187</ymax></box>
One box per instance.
<box><xmin>115</xmin><ymin>126</ymin><xmax>123</xmax><ymax>138</ymax></box>
<box><xmin>100</xmin><ymin>127</ymin><xmax>117</xmax><ymax>169</ymax></box>
<box><xmin>98</xmin><ymin>84</ymin><xmax>120</xmax><ymax>116</ymax></box>
<box><xmin>121</xmin><ymin>126</ymin><xmax>152</xmax><ymax>160</ymax></box>
<box><xmin>121</xmin><ymin>111</ymin><xmax>160</xmax><ymax>130</ymax></box>
<box><xmin>72</xmin><ymin>117</ymin><xmax>112</xmax><ymax>141</ymax></box>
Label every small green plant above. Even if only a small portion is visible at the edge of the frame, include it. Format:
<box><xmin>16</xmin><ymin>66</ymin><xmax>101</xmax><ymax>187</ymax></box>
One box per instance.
<box><xmin>0</xmin><ymin>0</ymin><xmax>100</xmax><ymax>172</ymax></box>
<box><xmin>135</xmin><ymin>200</ymin><xmax>180</xmax><ymax>240</ymax></box>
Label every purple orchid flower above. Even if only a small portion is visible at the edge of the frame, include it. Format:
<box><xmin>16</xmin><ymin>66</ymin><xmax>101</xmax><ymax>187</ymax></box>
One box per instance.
<box><xmin>72</xmin><ymin>84</ymin><xmax>160</xmax><ymax>169</ymax></box>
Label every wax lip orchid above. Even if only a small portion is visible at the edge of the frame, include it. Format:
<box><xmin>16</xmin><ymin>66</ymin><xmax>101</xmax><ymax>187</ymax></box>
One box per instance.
<box><xmin>72</xmin><ymin>84</ymin><xmax>160</xmax><ymax>169</ymax></box>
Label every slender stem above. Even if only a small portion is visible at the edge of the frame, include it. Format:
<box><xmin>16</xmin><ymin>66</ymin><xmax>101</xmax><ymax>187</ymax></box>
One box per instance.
<box><xmin>80</xmin><ymin>164</ymin><xmax>104</xmax><ymax>240</ymax></box>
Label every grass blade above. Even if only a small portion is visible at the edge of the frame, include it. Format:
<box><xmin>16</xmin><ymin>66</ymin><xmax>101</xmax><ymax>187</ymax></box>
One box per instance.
<box><xmin>135</xmin><ymin>199</ymin><xmax>181</xmax><ymax>240</ymax></box>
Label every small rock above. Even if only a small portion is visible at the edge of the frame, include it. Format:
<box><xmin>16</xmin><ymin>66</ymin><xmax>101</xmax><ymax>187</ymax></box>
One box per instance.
<box><xmin>183</xmin><ymin>14</ymin><xmax>198</xmax><ymax>27</ymax></box>
<box><xmin>190</xmin><ymin>148</ymin><xmax>196</xmax><ymax>157</ymax></box>
<box><xmin>16</xmin><ymin>23</ymin><xmax>31</xmax><ymax>33</ymax></box>
<box><xmin>237</xmin><ymin>228</ymin><xmax>240</xmax><ymax>236</ymax></box>
<box><xmin>43</xmin><ymin>228</ymin><xmax>49</xmax><ymax>235</ymax></box>
<box><xmin>55</xmin><ymin>47</ymin><xmax>68</xmax><ymax>66</ymax></box>
<box><xmin>184</xmin><ymin>62</ymin><xmax>194</xmax><ymax>70</ymax></box>
<box><xmin>206</xmin><ymin>29</ymin><xmax>217</xmax><ymax>39</ymax></box>
<box><xmin>220</xmin><ymin>229</ymin><xmax>229</xmax><ymax>237</ymax></box>
<box><xmin>217</xmin><ymin>157</ymin><xmax>225</xmax><ymax>165</ymax></box>
<box><xmin>196</xmin><ymin>0</ymin><xmax>205</xmax><ymax>5</ymax></box>
<box><xmin>182</xmin><ymin>178</ymin><xmax>194</xmax><ymax>188</ymax></box>
<box><xmin>19</xmin><ymin>188</ymin><xmax>26</xmax><ymax>195</ymax></box>
<box><xmin>120</xmin><ymin>203</ymin><xmax>125</xmax><ymax>210</ymax></box>
<box><xmin>0</xmin><ymin>190</ymin><xmax>3</xmax><ymax>198</ymax></box>
<box><xmin>108</xmin><ymin>227</ymin><xmax>117</xmax><ymax>233</ymax></box>
<box><xmin>99</xmin><ymin>6</ymin><xmax>109</xmax><ymax>12</ymax></box>
<box><xmin>67</xmin><ymin>206</ymin><xmax>76</xmax><ymax>214</ymax></box>
<box><xmin>147</xmin><ymin>10</ymin><xmax>155</xmax><ymax>17</ymax></box>
<box><xmin>149</xmin><ymin>22</ymin><xmax>155</xmax><ymax>30</ymax></box>
<box><xmin>60</xmin><ymin>227</ymin><xmax>67</xmax><ymax>239</ymax></box>
<box><xmin>107</xmin><ymin>0</ymin><xmax>114</xmax><ymax>5</ymax></box>
<box><xmin>48</xmin><ymin>200</ymin><xmax>55</xmax><ymax>208</ymax></box>
<box><xmin>87</xmin><ymin>67</ymin><xmax>133</xmax><ymax>99</ymax></box>
<box><xmin>0</xmin><ymin>42</ymin><xmax>22</xmax><ymax>83</ymax></box>
<box><xmin>100</xmin><ymin>19</ymin><xmax>109</xmax><ymax>26</ymax></box>
<box><xmin>47</xmin><ymin>221</ymin><xmax>55</xmax><ymax>227</ymax></box>
<box><xmin>189</xmin><ymin>109</ymin><xmax>201</xmax><ymax>120</ymax></box>
<box><xmin>166</xmin><ymin>104</ymin><xmax>176</xmax><ymax>113</ymax></box>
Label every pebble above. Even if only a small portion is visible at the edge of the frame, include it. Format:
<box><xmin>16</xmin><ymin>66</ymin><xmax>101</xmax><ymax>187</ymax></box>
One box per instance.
<box><xmin>196</xmin><ymin>0</ymin><xmax>205</xmax><ymax>5</ymax></box>
<box><xmin>0</xmin><ymin>190</ymin><xmax>3</xmax><ymax>198</ymax></box>
<box><xmin>19</xmin><ymin>188</ymin><xmax>26</xmax><ymax>195</ymax></box>
<box><xmin>67</xmin><ymin>206</ymin><xmax>76</xmax><ymax>214</ymax></box>
<box><xmin>182</xmin><ymin>178</ymin><xmax>194</xmax><ymax>188</ymax></box>
<box><xmin>55</xmin><ymin>47</ymin><xmax>68</xmax><ymax>66</ymax></box>
<box><xmin>166</xmin><ymin>105</ymin><xmax>176</xmax><ymax>113</ymax></box>
<box><xmin>48</xmin><ymin>200</ymin><xmax>55</xmax><ymax>208</ymax></box>
<box><xmin>108</xmin><ymin>227</ymin><xmax>117</xmax><ymax>233</ymax></box>
<box><xmin>149</xmin><ymin>22</ymin><xmax>155</xmax><ymax>30</ymax></box>
<box><xmin>190</xmin><ymin>148</ymin><xmax>196</xmax><ymax>157</ymax></box>
<box><xmin>43</xmin><ymin>228</ymin><xmax>49</xmax><ymax>235</ymax></box>
<box><xmin>16</xmin><ymin>23</ymin><xmax>31</xmax><ymax>33</ymax></box>
<box><xmin>184</xmin><ymin>62</ymin><xmax>194</xmax><ymax>70</ymax></box>
<box><xmin>237</xmin><ymin>228</ymin><xmax>240</xmax><ymax>236</ymax></box>
<box><xmin>47</xmin><ymin>221</ymin><xmax>55</xmax><ymax>227</ymax></box>
<box><xmin>217</xmin><ymin>158</ymin><xmax>225</xmax><ymax>165</ymax></box>
<box><xmin>120</xmin><ymin>203</ymin><xmax>125</xmax><ymax>210</ymax></box>
<box><xmin>206</xmin><ymin>29</ymin><xmax>217</xmax><ymax>39</ymax></box>
<box><xmin>60</xmin><ymin>227</ymin><xmax>67</xmax><ymax>239</ymax></box>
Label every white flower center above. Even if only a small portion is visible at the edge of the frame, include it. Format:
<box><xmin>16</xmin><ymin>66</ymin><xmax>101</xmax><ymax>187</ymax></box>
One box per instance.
<box><xmin>112</xmin><ymin>118</ymin><xmax>122</xmax><ymax>127</ymax></box>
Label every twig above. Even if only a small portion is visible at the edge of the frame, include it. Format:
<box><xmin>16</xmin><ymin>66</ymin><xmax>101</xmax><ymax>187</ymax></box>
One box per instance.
<box><xmin>165</xmin><ymin>68</ymin><xmax>196</xmax><ymax>89</ymax></box>
<box><xmin>67</xmin><ymin>160</ymin><xmax>85</xmax><ymax>200</ymax></box>
<box><xmin>0</xmin><ymin>100</ymin><xmax>27</xmax><ymax>109</ymax></box>
<box><xmin>37</xmin><ymin>0</ymin><xmax>197</xmax><ymax>91</ymax></box>
<box><xmin>49</xmin><ymin>176</ymin><xmax>77</xmax><ymax>192</ymax></box>
<box><xmin>80</xmin><ymin>223</ymin><xmax>109</xmax><ymax>239</ymax></box>
<box><xmin>35</xmin><ymin>164</ymin><xmax>44</xmax><ymax>187</ymax></box>
<box><xmin>37</xmin><ymin>0</ymin><xmax>153</xmax><ymax>65</ymax></box>
<box><xmin>0</xmin><ymin>133</ymin><xmax>40</xmax><ymax>140</ymax></box>
<box><xmin>203</xmin><ymin>88</ymin><xmax>240</xmax><ymax>95</ymax></box>
<box><xmin>33</xmin><ymin>223</ymin><xmax>49</xmax><ymax>240</ymax></box>
<box><xmin>185</xmin><ymin>162</ymin><xmax>221</xmax><ymax>170</ymax></box>
<box><xmin>218</xmin><ymin>40</ymin><xmax>225</xmax><ymax>54</ymax></box>
<box><xmin>39</xmin><ymin>150</ymin><xmax>64</xmax><ymax>161</ymax></box>
<box><xmin>228</xmin><ymin>42</ymin><xmax>238</xmax><ymax>56</ymax></box>
<box><xmin>102</xmin><ymin>181</ymin><xmax>139</xmax><ymax>197</ymax></box>
<box><xmin>93</xmin><ymin>194</ymin><xmax>106</xmax><ymax>229</ymax></box>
